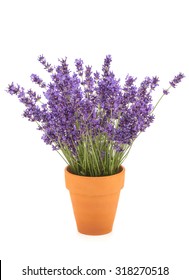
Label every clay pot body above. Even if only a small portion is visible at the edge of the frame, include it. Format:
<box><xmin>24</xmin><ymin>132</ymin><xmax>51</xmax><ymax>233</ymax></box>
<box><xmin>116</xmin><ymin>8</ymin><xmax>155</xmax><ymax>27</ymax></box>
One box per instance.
<box><xmin>65</xmin><ymin>166</ymin><xmax>125</xmax><ymax>235</ymax></box>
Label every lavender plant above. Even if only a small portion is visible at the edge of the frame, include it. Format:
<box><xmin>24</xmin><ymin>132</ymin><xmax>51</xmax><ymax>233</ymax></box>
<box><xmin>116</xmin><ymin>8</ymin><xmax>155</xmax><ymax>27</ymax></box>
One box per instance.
<box><xmin>6</xmin><ymin>55</ymin><xmax>184</xmax><ymax>176</ymax></box>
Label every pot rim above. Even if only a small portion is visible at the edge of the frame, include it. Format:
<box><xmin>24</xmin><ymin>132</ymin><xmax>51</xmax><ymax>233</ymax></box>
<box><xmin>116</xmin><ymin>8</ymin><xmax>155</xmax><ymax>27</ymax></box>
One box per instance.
<box><xmin>65</xmin><ymin>165</ymin><xmax>125</xmax><ymax>195</ymax></box>
<box><xmin>65</xmin><ymin>165</ymin><xmax>125</xmax><ymax>179</ymax></box>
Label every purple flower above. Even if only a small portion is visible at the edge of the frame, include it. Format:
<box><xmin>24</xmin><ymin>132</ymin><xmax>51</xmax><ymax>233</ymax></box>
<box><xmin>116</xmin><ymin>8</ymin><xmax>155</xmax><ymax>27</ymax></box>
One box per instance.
<box><xmin>75</xmin><ymin>58</ymin><xmax>84</xmax><ymax>76</ymax></box>
<box><xmin>151</xmin><ymin>76</ymin><xmax>159</xmax><ymax>90</ymax></box>
<box><xmin>125</xmin><ymin>75</ymin><xmax>137</xmax><ymax>87</ymax></box>
<box><xmin>169</xmin><ymin>73</ymin><xmax>185</xmax><ymax>88</ymax></box>
<box><xmin>163</xmin><ymin>89</ymin><xmax>169</xmax><ymax>95</ymax></box>
<box><xmin>30</xmin><ymin>74</ymin><xmax>46</xmax><ymax>88</ymax></box>
<box><xmin>38</xmin><ymin>54</ymin><xmax>53</xmax><ymax>72</ymax></box>
<box><xmin>102</xmin><ymin>55</ymin><xmax>112</xmax><ymax>77</ymax></box>
<box><xmin>6</xmin><ymin>54</ymin><xmax>185</xmax><ymax>174</ymax></box>
<box><xmin>94</xmin><ymin>71</ymin><xmax>100</xmax><ymax>80</ymax></box>
<box><xmin>7</xmin><ymin>83</ymin><xmax>20</xmax><ymax>95</ymax></box>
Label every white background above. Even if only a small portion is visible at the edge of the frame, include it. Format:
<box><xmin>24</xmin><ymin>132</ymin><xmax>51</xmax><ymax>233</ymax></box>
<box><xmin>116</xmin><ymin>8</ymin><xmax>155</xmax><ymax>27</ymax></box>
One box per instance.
<box><xmin>0</xmin><ymin>0</ymin><xmax>189</xmax><ymax>279</ymax></box>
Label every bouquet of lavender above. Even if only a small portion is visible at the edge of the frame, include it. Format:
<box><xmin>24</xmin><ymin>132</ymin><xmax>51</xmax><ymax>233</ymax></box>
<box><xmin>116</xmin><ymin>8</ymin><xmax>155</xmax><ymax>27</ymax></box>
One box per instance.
<box><xmin>7</xmin><ymin>55</ymin><xmax>184</xmax><ymax>176</ymax></box>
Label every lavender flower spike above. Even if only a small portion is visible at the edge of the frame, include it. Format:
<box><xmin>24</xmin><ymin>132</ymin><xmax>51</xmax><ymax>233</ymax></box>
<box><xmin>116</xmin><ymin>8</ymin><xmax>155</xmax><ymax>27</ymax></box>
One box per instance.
<box><xmin>169</xmin><ymin>72</ymin><xmax>185</xmax><ymax>88</ymax></box>
<box><xmin>75</xmin><ymin>58</ymin><xmax>84</xmax><ymax>76</ymax></box>
<box><xmin>30</xmin><ymin>74</ymin><xmax>46</xmax><ymax>88</ymax></box>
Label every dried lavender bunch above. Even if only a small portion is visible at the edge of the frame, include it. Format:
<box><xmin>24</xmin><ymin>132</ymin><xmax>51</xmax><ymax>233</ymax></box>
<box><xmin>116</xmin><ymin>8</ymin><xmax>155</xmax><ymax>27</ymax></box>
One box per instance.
<box><xmin>6</xmin><ymin>55</ymin><xmax>185</xmax><ymax>176</ymax></box>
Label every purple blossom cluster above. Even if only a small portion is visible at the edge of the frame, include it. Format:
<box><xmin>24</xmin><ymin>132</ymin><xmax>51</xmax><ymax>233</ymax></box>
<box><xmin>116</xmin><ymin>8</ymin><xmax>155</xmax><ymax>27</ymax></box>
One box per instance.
<box><xmin>169</xmin><ymin>73</ymin><xmax>185</xmax><ymax>88</ymax></box>
<box><xmin>6</xmin><ymin>55</ymin><xmax>185</xmax><ymax>155</ymax></box>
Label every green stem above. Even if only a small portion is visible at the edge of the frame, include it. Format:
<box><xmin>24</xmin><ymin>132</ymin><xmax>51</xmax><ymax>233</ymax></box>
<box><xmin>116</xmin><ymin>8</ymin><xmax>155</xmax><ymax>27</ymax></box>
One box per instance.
<box><xmin>151</xmin><ymin>94</ymin><xmax>164</xmax><ymax>113</ymax></box>
<box><xmin>151</xmin><ymin>86</ymin><xmax>171</xmax><ymax>113</ymax></box>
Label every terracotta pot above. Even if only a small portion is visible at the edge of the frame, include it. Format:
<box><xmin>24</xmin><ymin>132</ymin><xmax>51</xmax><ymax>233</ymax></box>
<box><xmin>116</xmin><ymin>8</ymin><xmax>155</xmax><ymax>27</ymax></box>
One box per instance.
<box><xmin>65</xmin><ymin>166</ymin><xmax>125</xmax><ymax>235</ymax></box>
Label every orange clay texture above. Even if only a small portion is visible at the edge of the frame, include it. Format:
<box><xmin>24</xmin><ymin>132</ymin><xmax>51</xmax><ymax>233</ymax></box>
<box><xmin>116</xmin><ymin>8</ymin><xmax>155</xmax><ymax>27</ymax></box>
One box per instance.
<box><xmin>65</xmin><ymin>166</ymin><xmax>125</xmax><ymax>235</ymax></box>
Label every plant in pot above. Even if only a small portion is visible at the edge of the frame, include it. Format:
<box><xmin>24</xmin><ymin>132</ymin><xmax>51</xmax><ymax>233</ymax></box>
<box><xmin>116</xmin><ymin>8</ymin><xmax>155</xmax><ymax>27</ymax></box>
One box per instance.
<box><xmin>6</xmin><ymin>55</ymin><xmax>184</xmax><ymax>235</ymax></box>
